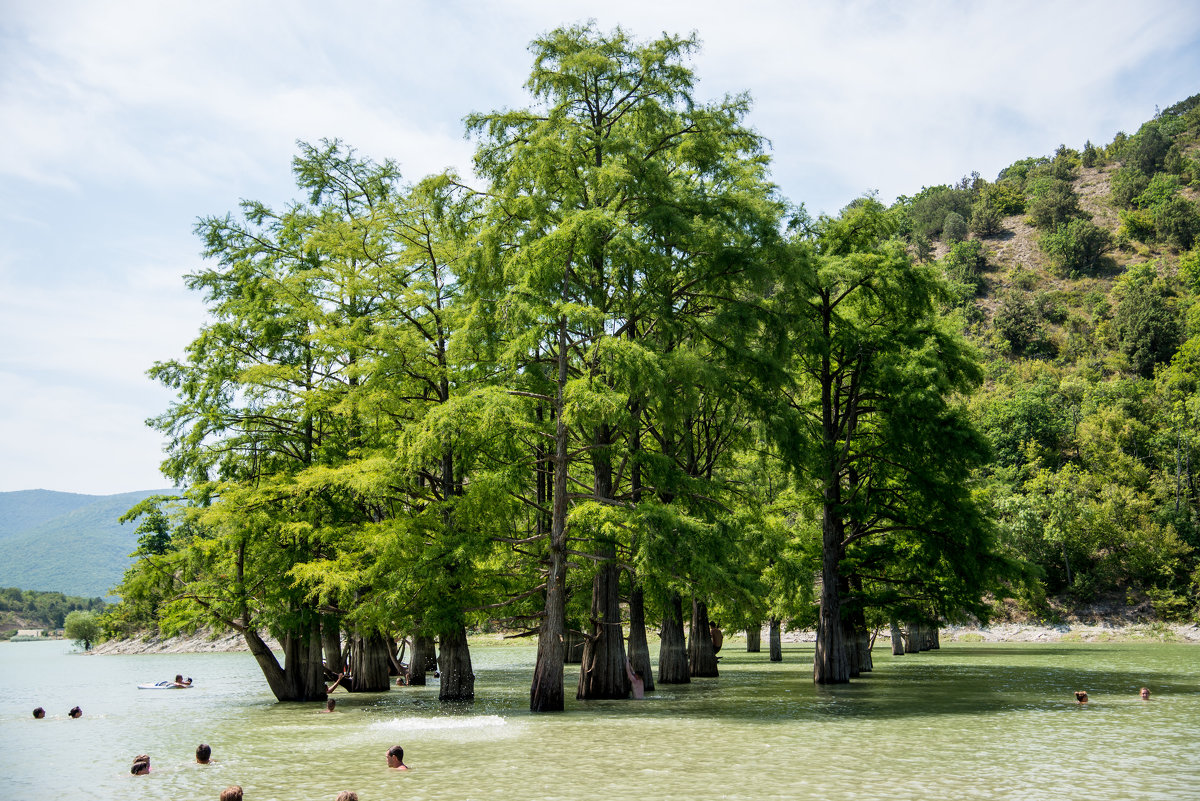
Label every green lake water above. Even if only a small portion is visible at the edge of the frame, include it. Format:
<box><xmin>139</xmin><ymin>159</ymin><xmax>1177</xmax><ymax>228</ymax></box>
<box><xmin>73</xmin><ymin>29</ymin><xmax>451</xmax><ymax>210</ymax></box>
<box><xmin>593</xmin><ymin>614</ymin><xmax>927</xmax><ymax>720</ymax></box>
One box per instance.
<box><xmin>1</xmin><ymin>638</ymin><xmax>1197</xmax><ymax>800</ymax></box>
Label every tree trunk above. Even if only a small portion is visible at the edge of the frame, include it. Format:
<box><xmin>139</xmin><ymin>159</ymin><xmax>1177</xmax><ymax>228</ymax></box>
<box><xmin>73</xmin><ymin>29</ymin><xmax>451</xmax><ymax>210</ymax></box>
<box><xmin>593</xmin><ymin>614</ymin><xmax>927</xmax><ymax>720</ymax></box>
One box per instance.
<box><xmin>890</xmin><ymin>620</ymin><xmax>905</xmax><ymax>655</ymax></box>
<box><xmin>904</xmin><ymin>621</ymin><xmax>920</xmax><ymax>654</ymax></box>
<box><xmin>769</xmin><ymin>618</ymin><xmax>782</xmax><ymax>662</ymax></box>
<box><xmin>563</xmin><ymin>626</ymin><xmax>585</xmax><ymax>664</ymax></box>
<box><xmin>658</xmin><ymin>593</ymin><xmax>690</xmax><ymax>683</ymax></box>
<box><xmin>530</xmin><ymin>316</ymin><xmax>570</xmax><ymax>713</ymax></box>
<box><xmin>843</xmin><ymin>618</ymin><xmax>861</xmax><ymax>678</ymax></box>
<box><xmin>348</xmin><ymin>632</ymin><xmax>392</xmax><ymax>692</ymax></box>
<box><xmin>931</xmin><ymin>626</ymin><xmax>940</xmax><ymax>650</ymax></box>
<box><xmin>578</xmin><ymin>425</ymin><xmax>629</xmax><ymax>700</ymax></box>
<box><xmin>813</xmin><ymin>512</ymin><xmax>849</xmax><ymax>683</ymax></box>
<box><xmin>627</xmin><ymin>586</ymin><xmax>655</xmax><ymax>691</ymax></box>
<box><xmin>322</xmin><ymin>617</ymin><xmax>344</xmax><ymax>675</ymax></box>
<box><xmin>746</xmin><ymin>623</ymin><xmax>761</xmax><ymax>653</ymax></box>
<box><xmin>438</xmin><ymin>623</ymin><xmax>474</xmax><ymax>702</ymax></box>
<box><xmin>688</xmin><ymin>598</ymin><xmax>719</xmax><ymax>677</ymax></box>
<box><xmin>244</xmin><ymin>618</ymin><xmax>328</xmax><ymax>703</ymax></box>
<box><xmin>408</xmin><ymin>634</ymin><xmax>429</xmax><ymax>686</ymax></box>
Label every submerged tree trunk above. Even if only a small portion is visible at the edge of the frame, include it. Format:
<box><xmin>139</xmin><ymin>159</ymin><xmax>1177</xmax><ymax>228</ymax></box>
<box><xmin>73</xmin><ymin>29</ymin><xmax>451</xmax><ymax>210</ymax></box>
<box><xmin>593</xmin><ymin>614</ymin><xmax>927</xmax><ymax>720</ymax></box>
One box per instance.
<box><xmin>408</xmin><ymin>634</ymin><xmax>430</xmax><ymax>686</ymax></box>
<box><xmin>564</xmin><ymin>625</ymin><xmax>586</xmax><ymax>664</ymax></box>
<box><xmin>439</xmin><ymin>624</ymin><xmax>474</xmax><ymax>702</ymax></box>
<box><xmin>843</xmin><ymin>618</ymin><xmax>861</xmax><ymax>678</ymax></box>
<box><xmin>244</xmin><ymin>618</ymin><xmax>327</xmax><ymax>703</ymax></box>
<box><xmin>688</xmin><ymin>598</ymin><xmax>719</xmax><ymax>677</ymax></box>
<box><xmin>348</xmin><ymin>632</ymin><xmax>392</xmax><ymax>692</ymax></box>
<box><xmin>746</xmin><ymin>623</ymin><xmax>761</xmax><ymax>653</ymax></box>
<box><xmin>890</xmin><ymin>620</ymin><xmax>905</xmax><ymax>655</ymax></box>
<box><xmin>627</xmin><ymin>586</ymin><xmax>655</xmax><ymax>692</ymax></box>
<box><xmin>321</xmin><ymin>617</ymin><xmax>344</xmax><ymax>675</ymax></box>
<box><xmin>530</xmin><ymin>320</ymin><xmax>570</xmax><ymax>713</ymax></box>
<box><xmin>769</xmin><ymin>618</ymin><xmax>782</xmax><ymax>662</ymax></box>
<box><xmin>578</xmin><ymin>425</ymin><xmax>629</xmax><ymax>700</ymax></box>
<box><xmin>658</xmin><ymin>593</ymin><xmax>690</xmax><ymax>684</ymax></box>
<box><xmin>929</xmin><ymin>625</ymin><xmax>941</xmax><ymax>650</ymax></box>
<box><xmin>814</xmin><ymin>505</ymin><xmax>849</xmax><ymax>684</ymax></box>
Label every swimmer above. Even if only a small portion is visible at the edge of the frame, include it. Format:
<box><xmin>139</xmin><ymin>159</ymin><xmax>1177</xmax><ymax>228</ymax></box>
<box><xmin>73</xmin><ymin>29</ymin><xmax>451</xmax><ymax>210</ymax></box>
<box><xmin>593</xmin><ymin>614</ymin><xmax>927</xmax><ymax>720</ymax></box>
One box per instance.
<box><xmin>196</xmin><ymin>743</ymin><xmax>212</xmax><ymax>764</ymax></box>
<box><xmin>1140</xmin><ymin>687</ymin><xmax>1151</xmax><ymax>700</ymax></box>
<box><xmin>386</xmin><ymin>745</ymin><xmax>409</xmax><ymax>770</ymax></box>
<box><xmin>322</xmin><ymin>698</ymin><xmax>337</xmax><ymax>713</ymax></box>
<box><xmin>68</xmin><ymin>706</ymin><xmax>83</xmax><ymax>718</ymax></box>
<box><xmin>1074</xmin><ymin>690</ymin><xmax>1089</xmax><ymax>704</ymax></box>
<box><xmin>131</xmin><ymin>755</ymin><xmax>150</xmax><ymax>775</ymax></box>
<box><xmin>220</xmin><ymin>786</ymin><xmax>243</xmax><ymax>801</ymax></box>
<box><xmin>336</xmin><ymin>793</ymin><xmax>359</xmax><ymax>801</ymax></box>
<box><xmin>32</xmin><ymin>707</ymin><xmax>45</xmax><ymax>719</ymax></box>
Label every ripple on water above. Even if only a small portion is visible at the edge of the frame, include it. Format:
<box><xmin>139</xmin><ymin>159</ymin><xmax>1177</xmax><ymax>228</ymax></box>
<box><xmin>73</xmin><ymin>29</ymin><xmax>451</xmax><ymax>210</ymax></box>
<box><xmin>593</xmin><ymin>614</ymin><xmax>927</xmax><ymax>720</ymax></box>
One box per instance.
<box><xmin>368</xmin><ymin>713</ymin><xmax>511</xmax><ymax>735</ymax></box>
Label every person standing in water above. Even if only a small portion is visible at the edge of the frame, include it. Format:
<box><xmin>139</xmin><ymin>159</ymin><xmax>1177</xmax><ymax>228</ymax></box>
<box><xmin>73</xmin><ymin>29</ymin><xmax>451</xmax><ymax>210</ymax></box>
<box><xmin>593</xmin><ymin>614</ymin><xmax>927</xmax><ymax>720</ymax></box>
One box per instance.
<box><xmin>386</xmin><ymin>745</ymin><xmax>409</xmax><ymax>770</ymax></box>
<box><xmin>1140</xmin><ymin>687</ymin><xmax>1151</xmax><ymax>700</ymax></box>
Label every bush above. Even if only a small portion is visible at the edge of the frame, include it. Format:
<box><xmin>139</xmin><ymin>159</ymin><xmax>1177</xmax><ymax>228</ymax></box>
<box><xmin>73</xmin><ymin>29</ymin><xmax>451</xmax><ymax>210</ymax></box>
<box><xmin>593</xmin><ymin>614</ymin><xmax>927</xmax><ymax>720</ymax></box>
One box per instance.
<box><xmin>1114</xmin><ymin>272</ymin><xmax>1181</xmax><ymax>377</ymax></box>
<box><xmin>980</xmin><ymin>181</ymin><xmax>1026</xmax><ymax>216</ymax></box>
<box><xmin>969</xmin><ymin>199</ymin><xmax>1004</xmax><ymax>237</ymax></box>
<box><xmin>942</xmin><ymin>239</ymin><xmax>987</xmax><ymax>295</ymax></box>
<box><xmin>1027</xmin><ymin>177</ymin><xmax>1082</xmax><ymax>229</ymax></box>
<box><xmin>1109</xmin><ymin>166</ymin><xmax>1149</xmax><ymax>209</ymax></box>
<box><xmin>64</xmin><ymin>610</ymin><xmax>101</xmax><ymax>651</ymax></box>
<box><xmin>943</xmin><ymin>210</ymin><xmax>968</xmax><ymax>242</ymax></box>
<box><xmin>1081</xmin><ymin>140</ymin><xmax>1100</xmax><ymax>168</ymax></box>
<box><xmin>1039</xmin><ymin>219</ymin><xmax>1113</xmax><ymax>276</ymax></box>
<box><xmin>905</xmin><ymin>185</ymin><xmax>973</xmax><ymax>240</ymax></box>
<box><xmin>1152</xmin><ymin>196</ymin><xmax>1200</xmax><ymax>250</ymax></box>
<box><xmin>1124</xmin><ymin>122</ymin><xmax>1171</xmax><ymax>174</ymax></box>
<box><xmin>994</xmin><ymin>292</ymin><xmax>1052</xmax><ymax>356</ymax></box>
<box><xmin>1118</xmin><ymin>209</ymin><xmax>1156</xmax><ymax>243</ymax></box>
<box><xmin>1135</xmin><ymin>173</ymin><xmax>1180</xmax><ymax>209</ymax></box>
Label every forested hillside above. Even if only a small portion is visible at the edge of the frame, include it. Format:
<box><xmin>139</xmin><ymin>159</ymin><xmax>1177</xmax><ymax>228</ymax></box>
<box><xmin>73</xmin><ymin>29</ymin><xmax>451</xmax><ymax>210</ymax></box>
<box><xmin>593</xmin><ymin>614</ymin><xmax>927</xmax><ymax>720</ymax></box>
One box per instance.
<box><xmin>0</xmin><ymin>586</ymin><xmax>106</xmax><ymax>635</ymax></box>
<box><xmin>896</xmin><ymin>92</ymin><xmax>1200</xmax><ymax>620</ymax></box>
<box><xmin>100</xmin><ymin>25</ymin><xmax>1200</xmax><ymax>706</ymax></box>
<box><xmin>0</xmin><ymin>489</ymin><xmax>173</xmax><ymax>597</ymax></box>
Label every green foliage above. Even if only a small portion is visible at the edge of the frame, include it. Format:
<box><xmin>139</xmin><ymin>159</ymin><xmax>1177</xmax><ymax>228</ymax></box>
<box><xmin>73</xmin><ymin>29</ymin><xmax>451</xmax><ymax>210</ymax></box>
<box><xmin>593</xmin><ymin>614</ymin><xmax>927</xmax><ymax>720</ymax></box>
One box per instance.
<box><xmin>1110</xmin><ymin>166</ymin><xmax>1150</xmax><ymax>209</ymax></box>
<box><xmin>943</xmin><ymin>210</ymin><xmax>968</xmax><ymax>243</ymax></box>
<box><xmin>1114</xmin><ymin>264</ymin><xmax>1182</xmax><ymax>378</ymax></box>
<box><xmin>64</xmin><ymin>610</ymin><xmax>100</xmax><ymax>650</ymax></box>
<box><xmin>1026</xmin><ymin>176</ymin><xmax>1082</xmax><ymax>229</ymax></box>
<box><xmin>1152</xmin><ymin>196</ymin><xmax>1200</xmax><ymax>250</ymax></box>
<box><xmin>1081</xmin><ymin>140</ymin><xmax>1100</xmax><ymax>168</ymax></box>
<box><xmin>993</xmin><ymin>292</ymin><xmax>1053</xmax><ymax>357</ymax></box>
<box><xmin>969</xmin><ymin>199</ymin><xmax>1004</xmax><ymax>237</ymax></box>
<box><xmin>1119</xmin><ymin>209</ymin><xmax>1156</xmax><ymax>243</ymax></box>
<box><xmin>941</xmin><ymin>238</ymin><xmax>988</xmax><ymax>296</ymax></box>
<box><xmin>979</xmin><ymin>181</ymin><xmax>1026</xmax><ymax>216</ymax></box>
<box><xmin>1039</xmin><ymin>218</ymin><xmax>1113</xmax><ymax>276</ymax></box>
<box><xmin>902</xmin><ymin>184</ymin><xmax>973</xmax><ymax>240</ymax></box>
<box><xmin>0</xmin><ymin>587</ymin><xmax>105</xmax><ymax>632</ymax></box>
<box><xmin>1124</xmin><ymin>122</ymin><xmax>1172</xmax><ymax>174</ymax></box>
<box><xmin>1136</xmin><ymin>173</ymin><xmax>1181</xmax><ymax>209</ymax></box>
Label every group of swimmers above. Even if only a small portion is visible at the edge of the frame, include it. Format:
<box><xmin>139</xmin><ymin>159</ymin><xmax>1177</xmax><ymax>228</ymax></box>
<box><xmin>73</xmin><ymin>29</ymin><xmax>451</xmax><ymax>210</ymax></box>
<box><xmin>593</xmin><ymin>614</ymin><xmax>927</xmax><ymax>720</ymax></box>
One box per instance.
<box><xmin>126</xmin><ymin>742</ymin><xmax>408</xmax><ymax>797</ymax></box>
<box><xmin>1073</xmin><ymin>687</ymin><xmax>1153</xmax><ymax>703</ymax></box>
<box><xmin>31</xmin><ymin>705</ymin><xmax>82</xmax><ymax>718</ymax></box>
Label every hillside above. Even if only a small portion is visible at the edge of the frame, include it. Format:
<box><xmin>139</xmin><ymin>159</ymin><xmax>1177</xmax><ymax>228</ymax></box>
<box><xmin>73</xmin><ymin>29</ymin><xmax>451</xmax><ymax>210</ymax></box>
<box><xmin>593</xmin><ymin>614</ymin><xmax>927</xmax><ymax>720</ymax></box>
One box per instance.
<box><xmin>0</xmin><ymin>489</ymin><xmax>175</xmax><ymax>597</ymax></box>
<box><xmin>898</xmin><ymin>92</ymin><xmax>1200</xmax><ymax>618</ymax></box>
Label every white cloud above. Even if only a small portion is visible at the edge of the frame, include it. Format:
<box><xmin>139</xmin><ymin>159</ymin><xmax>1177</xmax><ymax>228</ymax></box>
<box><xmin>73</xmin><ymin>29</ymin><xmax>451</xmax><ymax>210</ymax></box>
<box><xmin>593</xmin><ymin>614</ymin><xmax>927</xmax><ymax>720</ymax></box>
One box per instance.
<box><xmin>1</xmin><ymin>0</ymin><xmax>1198</xmax><ymax>493</ymax></box>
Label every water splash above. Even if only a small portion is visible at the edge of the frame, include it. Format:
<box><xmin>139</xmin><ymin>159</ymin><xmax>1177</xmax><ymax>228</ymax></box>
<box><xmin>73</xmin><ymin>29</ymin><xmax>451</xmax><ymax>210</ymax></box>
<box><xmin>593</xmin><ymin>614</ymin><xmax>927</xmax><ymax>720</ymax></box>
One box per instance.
<box><xmin>368</xmin><ymin>714</ymin><xmax>508</xmax><ymax>732</ymax></box>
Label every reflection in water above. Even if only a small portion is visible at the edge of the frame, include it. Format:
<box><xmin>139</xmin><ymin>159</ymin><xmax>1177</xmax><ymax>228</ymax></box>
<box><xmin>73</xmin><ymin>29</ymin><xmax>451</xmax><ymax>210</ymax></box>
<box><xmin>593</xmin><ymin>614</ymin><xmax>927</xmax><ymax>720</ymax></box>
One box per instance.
<box><xmin>1</xmin><ymin>639</ymin><xmax>1197</xmax><ymax>801</ymax></box>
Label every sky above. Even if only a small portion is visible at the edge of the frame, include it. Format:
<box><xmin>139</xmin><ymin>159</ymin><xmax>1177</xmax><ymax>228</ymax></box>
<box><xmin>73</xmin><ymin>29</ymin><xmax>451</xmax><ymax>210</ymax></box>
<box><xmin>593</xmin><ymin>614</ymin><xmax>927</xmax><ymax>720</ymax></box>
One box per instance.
<box><xmin>2</xmin><ymin>0</ymin><xmax>1199</xmax><ymax>496</ymax></box>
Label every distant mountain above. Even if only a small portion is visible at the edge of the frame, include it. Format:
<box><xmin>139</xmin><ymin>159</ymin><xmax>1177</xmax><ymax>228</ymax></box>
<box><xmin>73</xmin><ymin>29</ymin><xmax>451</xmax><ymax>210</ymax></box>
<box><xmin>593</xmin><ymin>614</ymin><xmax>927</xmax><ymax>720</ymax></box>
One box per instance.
<box><xmin>0</xmin><ymin>489</ymin><xmax>176</xmax><ymax>597</ymax></box>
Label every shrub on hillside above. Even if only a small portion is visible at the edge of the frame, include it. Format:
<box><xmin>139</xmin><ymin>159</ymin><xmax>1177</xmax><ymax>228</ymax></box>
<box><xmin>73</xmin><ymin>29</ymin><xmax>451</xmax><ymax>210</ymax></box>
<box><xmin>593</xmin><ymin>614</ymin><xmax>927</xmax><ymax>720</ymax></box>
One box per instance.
<box><xmin>1123</xmin><ymin>122</ymin><xmax>1171</xmax><ymax>174</ymax></box>
<box><xmin>1135</xmin><ymin>173</ymin><xmax>1181</xmax><ymax>209</ymax></box>
<box><xmin>994</xmin><ymin>292</ymin><xmax>1054</xmax><ymax>357</ymax></box>
<box><xmin>969</xmin><ymin>199</ymin><xmax>1004</xmax><ymax>237</ymax></box>
<box><xmin>943</xmin><ymin>210</ymin><xmax>968</xmax><ymax>243</ymax></box>
<box><xmin>904</xmin><ymin>184</ymin><xmax>973</xmax><ymax>240</ymax></box>
<box><xmin>1040</xmin><ymin>219</ymin><xmax>1113</xmax><ymax>276</ymax></box>
<box><xmin>942</xmin><ymin>239</ymin><xmax>987</xmax><ymax>295</ymax></box>
<box><xmin>1152</xmin><ymin>196</ymin><xmax>1200</xmax><ymax>250</ymax></box>
<box><xmin>1118</xmin><ymin>209</ymin><xmax>1156</xmax><ymax>244</ymax></box>
<box><xmin>1110</xmin><ymin>165</ymin><xmax>1150</xmax><ymax>209</ymax></box>
<box><xmin>1114</xmin><ymin>266</ymin><xmax>1181</xmax><ymax>378</ymax></box>
<box><xmin>1081</xmin><ymin>140</ymin><xmax>1101</xmax><ymax>168</ymax></box>
<box><xmin>1027</xmin><ymin>177</ymin><xmax>1082</xmax><ymax>229</ymax></box>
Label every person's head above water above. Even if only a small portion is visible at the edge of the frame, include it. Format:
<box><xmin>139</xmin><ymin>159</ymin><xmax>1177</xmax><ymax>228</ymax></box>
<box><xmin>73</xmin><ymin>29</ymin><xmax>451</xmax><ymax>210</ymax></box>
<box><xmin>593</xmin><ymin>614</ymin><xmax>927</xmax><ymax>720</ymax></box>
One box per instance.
<box><xmin>386</xmin><ymin>745</ymin><xmax>408</xmax><ymax>769</ymax></box>
<box><xmin>1074</xmin><ymin>690</ymin><xmax>1089</xmax><ymax>703</ymax></box>
<box><xmin>336</xmin><ymin>793</ymin><xmax>359</xmax><ymax>801</ymax></box>
<box><xmin>131</xmin><ymin>755</ymin><xmax>150</xmax><ymax>775</ymax></box>
<box><xmin>32</xmin><ymin>707</ymin><xmax>45</xmax><ymax>719</ymax></box>
<box><xmin>68</xmin><ymin>706</ymin><xmax>82</xmax><ymax>718</ymax></box>
<box><xmin>326</xmin><ymin>698</ymin><xmax>337</xmax><ymax>712</ymax></box>
<box><xmin>219</xmin><ymin>786</ymin><xmax>243</xmax><ymax>801</ymax></box>
<box><xmin>1140</xmin><ymin>686</ymin><xmax>1151</xmax><ymax>700</ymax></box>
<box><xmin>196</xmin><ymin>743</ymin><xmax>212</xmax><ymax>763</ymax></box>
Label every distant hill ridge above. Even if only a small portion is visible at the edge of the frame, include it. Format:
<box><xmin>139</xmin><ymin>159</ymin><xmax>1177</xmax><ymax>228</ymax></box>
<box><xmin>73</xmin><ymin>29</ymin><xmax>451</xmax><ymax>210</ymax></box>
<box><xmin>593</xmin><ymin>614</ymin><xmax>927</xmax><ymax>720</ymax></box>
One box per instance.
<box><xmin>0</xmin><ymin>489</ymin><xmax>176</xmax><ymax>597</ymax></box>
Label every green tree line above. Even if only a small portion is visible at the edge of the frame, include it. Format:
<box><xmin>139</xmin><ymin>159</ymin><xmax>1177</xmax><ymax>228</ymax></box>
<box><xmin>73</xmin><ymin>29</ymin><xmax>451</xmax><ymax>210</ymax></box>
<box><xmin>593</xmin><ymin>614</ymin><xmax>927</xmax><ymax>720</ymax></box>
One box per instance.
<box><xmin>103</xmin><ymin>26</ymin><xmax>1200</xmax><ymax>708</ymax></box>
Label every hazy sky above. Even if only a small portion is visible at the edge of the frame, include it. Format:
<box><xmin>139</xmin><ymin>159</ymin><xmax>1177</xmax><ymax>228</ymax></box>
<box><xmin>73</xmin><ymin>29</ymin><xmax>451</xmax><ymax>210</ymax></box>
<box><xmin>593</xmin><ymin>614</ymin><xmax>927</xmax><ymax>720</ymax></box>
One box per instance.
<box><xmin>2</xmin><ymin>0</ymin><xmax>1199</xmax><ymax>495</ymax></box>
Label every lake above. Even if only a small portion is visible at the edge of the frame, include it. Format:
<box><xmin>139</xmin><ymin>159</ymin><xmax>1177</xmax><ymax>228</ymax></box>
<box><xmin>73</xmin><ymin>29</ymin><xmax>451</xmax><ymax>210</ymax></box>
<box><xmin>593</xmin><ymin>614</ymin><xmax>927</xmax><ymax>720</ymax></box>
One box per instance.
<box><xmin>1</xmin><ymin>637</ymin><xmax>1197</xmax><ymax>800</ymax></box>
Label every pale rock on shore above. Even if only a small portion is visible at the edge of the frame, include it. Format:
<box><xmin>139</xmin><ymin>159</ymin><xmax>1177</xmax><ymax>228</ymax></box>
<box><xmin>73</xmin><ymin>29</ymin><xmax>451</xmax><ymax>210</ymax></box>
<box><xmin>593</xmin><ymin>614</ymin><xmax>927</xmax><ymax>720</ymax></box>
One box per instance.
<box><xmin>89</xmin><ymin>629</ymin><xmax>280</xmax><ymax>655</ymax></box>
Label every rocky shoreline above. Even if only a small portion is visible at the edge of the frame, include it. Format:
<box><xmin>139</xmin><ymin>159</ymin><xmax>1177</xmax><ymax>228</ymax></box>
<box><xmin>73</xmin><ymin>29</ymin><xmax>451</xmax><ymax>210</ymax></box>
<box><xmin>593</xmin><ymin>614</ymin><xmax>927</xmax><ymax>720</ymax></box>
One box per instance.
<box><xmin>86</xmin><ymin>620</ymin><xmax>1200</xmax><ymax>656</ymax></box>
